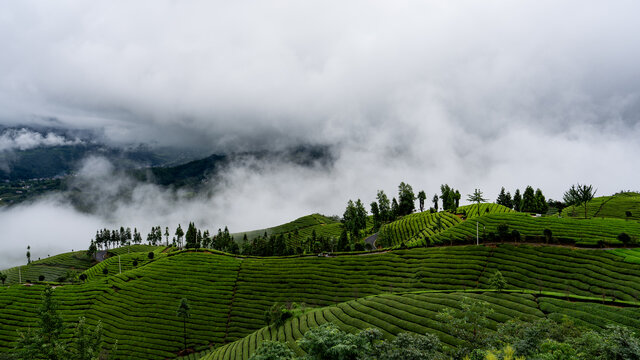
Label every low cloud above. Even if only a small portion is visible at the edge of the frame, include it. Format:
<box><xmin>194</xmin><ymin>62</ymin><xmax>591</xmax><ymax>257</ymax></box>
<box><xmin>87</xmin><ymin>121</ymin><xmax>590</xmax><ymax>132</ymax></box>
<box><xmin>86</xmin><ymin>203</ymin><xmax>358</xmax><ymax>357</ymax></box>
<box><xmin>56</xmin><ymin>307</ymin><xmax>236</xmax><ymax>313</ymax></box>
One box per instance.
<box><xmin>0</xmin><ymin>196</ymin><xmax>103</xmax><ymax>268</ymax></box>
<box><xmin>0</xmin><ymin>128</ymin><xmax>82</xmax><ymax>152</ymax></box>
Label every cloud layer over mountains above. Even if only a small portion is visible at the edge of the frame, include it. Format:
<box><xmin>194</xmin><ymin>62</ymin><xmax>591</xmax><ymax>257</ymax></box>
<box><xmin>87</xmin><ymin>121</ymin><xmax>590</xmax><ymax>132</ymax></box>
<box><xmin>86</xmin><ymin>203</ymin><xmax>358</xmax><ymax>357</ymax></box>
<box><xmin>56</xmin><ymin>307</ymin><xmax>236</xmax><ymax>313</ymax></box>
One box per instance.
<box><xmin>1</xmin><ymin>1</ymin><xmax>640</xmax><ymax>266</ymax></box>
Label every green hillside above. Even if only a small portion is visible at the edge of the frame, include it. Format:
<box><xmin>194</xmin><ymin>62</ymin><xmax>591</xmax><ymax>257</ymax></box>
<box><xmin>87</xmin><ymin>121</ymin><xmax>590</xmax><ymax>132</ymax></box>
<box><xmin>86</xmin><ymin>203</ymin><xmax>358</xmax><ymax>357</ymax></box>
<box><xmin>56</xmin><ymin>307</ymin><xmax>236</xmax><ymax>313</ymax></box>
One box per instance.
<box><xmin>374</xmin><ymin>202</ymin><xmax>640</xmax><ymax>248</ymax></box>
<box><xmin>235</xmin><ymin>214</ymin><xmax>344</xmax><ymax>247</ymax></box>
<box><xmin>0</xmin><ymin>245</ymin><xmax>164</xmax><ymax>286</ymax></box>
<box><xmin>4</xmin><ymin>245</ymin><xmax>640</xmax><ymax>358</ymax></box>
<box><xmin>107</xmin><ymin>244</ymin><xmax>164</xmax><ymax>255</ymax></box>
<box><xmin>0</xmin><ymin>251</ymin><xmax>95</xmax><ymax>285</ymax></box>
<box><xmin>376</xmin><ymin>211</ymin><xmax>462</xmax><ymax>247</ymax></box>
<box><xmin>201</xmin><ymin>291</ymin><xmax>640</xmax><ymax>360</ymax></box>
<box><xmin>428</xmin><ymin>213</ymin><xmax>640</xmax><ymax>247</ymax></box>
<box><xmin>81</xmin><ymin>247</ymin><xmax>167</xmax><ymax>281</ymax></box>
<box><xmin>562</xmin><ymin>192</ymin><xmax>640</xmax><ymax>220</ymax></box>
<box><xmin>455</xmin><ymin>203</ymin><xmax>514</xmax><ymax>219</ymax></box>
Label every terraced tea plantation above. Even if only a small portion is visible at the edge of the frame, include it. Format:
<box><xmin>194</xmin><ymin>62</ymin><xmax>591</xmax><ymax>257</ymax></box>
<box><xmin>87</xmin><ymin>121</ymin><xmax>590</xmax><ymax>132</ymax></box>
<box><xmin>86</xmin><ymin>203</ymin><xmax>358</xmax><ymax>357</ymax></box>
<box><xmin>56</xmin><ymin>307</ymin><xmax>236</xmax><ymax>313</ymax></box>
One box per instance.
<box><xmin>1</xmin><ymin>252</ymin><xmax>242</xmax><ymax>359</ymax></box>
<box><xmin>455</xmin><ymin>203</ymin><xmax>514</xmax><ymax>219</ymax></box>
<box><xmin>234</xmin><ymin>214</ymin><xmax>345</xmax><ymax>247</ymax></box>
<box><xmin>0</xmin><ymin>250</ymin><xmax>94</xmax><ymax>284</ymax></box>
<box><xmin>202</xmin><ymin>291</ymin><xmax>640</xmax><ymax>360</ymax></box>
<box><xmin>562</xmin><ymin>192</ymin><xmax>640</xmax><ymax>220</ymax></box>
<box><xmin>376</xmin><ymin>211</ymin><xmax>461</xmax><ymax>247</ymax></box>
<box><xmin>426</xmin><ymin>213</ymin><xmax>640</xmax><ymax>247</ymax></box>
<box><xmin>81</xmin><ymin>247</ymin><xmax>168</xmax><ymax>281</ymax></box>
<box><xmin>4</xmin><ymin>244</ymin><xmax>640</xmax><ymax>358</ymax></box>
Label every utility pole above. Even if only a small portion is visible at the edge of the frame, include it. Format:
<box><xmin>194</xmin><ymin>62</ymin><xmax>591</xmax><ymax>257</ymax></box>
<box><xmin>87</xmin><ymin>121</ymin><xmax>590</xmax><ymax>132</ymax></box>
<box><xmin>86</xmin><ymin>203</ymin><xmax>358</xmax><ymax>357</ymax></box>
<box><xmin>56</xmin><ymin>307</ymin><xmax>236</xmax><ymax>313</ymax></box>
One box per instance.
<box><xmin>476</xmin><ymin>221</ymin><xmax>479</xmax><ymax>245</ymax></box>
<box><xmin>119</xmin><ymin>255</ymin><xmax>122</xmax><ymax>274</ymax></box>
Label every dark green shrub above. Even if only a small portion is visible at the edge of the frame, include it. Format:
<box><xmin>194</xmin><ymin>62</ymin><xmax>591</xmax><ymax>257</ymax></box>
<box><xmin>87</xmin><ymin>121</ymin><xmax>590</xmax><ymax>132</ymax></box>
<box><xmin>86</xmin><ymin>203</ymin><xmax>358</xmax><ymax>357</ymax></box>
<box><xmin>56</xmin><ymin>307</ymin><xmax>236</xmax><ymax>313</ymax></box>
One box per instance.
<box><xmin>497</xmin><ymin>223</ymin><xmax>509</xmax><ymax>241</ymax></box>
<box><xmin>618</xmin><ymin>232</ymin><xmax>631</xmax><ymax>246</ymax></box>
<box><xmin>264</xmin><ymin>303</ymin><xmax>306</xmax><ymax>328</ymax></box>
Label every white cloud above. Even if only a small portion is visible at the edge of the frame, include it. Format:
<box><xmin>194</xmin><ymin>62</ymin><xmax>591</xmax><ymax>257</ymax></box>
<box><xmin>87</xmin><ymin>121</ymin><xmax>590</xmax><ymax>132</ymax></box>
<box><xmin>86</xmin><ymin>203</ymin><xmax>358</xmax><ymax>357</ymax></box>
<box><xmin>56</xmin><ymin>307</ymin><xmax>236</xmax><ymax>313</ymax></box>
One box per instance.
<box><xmin>0</xmin><ymin>128</ymin><xmax>81</xmax><ymax>151</ymax></box>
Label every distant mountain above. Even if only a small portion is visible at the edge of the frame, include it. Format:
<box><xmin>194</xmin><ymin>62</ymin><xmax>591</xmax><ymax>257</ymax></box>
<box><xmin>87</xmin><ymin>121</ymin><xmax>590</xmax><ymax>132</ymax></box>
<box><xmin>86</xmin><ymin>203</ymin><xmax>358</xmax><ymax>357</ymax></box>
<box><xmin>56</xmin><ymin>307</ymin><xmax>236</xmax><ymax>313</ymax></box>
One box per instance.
<box><xmin>132</xmin><ymin>144</ymin><xmax>332</xmax><ymax>188</ymax></box>
<box><xmin>132</xmin><ymin>153</ymin><xmax>229</xmax><ymax>187</ymax></box>
<box><xmin>0</xmin><ymin>140</ymin><xmax>333</xmax><ymax>209</ymax></box>
<box><xmin>0</xmin><ymin>126</ymin><xmax>197</xmax><ymax>181</ymax></box>
<box><xmin>0</xmin><ymin>144</ymin><xmax>169</xmax><ymax>181</ymax></box>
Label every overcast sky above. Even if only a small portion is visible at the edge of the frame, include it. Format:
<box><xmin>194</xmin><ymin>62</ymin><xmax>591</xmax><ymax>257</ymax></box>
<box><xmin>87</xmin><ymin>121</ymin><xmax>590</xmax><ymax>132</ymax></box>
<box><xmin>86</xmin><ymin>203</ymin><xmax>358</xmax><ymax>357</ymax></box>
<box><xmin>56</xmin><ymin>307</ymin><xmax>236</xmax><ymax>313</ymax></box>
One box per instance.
<box><xmin>1</xmin><ymin>1</ymin><xmax>640</xmax><ymax>267</ymax></box>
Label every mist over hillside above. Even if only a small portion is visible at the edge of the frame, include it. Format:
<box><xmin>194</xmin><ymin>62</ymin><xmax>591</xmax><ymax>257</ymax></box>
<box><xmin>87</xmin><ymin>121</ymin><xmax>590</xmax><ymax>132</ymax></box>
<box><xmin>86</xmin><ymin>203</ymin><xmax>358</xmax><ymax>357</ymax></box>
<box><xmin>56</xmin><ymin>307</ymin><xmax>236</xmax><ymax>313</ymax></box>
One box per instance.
<box><xmin>1</xmin><ymin>1</ymin><xmax>640</xmax><ymax>268</ymax></box>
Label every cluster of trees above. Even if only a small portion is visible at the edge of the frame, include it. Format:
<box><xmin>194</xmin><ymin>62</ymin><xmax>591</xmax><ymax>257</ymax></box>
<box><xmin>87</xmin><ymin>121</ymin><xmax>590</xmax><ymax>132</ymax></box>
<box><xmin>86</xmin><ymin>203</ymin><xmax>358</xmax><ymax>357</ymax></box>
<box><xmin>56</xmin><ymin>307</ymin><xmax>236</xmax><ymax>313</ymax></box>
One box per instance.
<box><xmin>251</xmin><ymin>299</ymin><xmax>640</xmax><ymax>360</ymax></box>
<box><xmin>250</xmin><ymin>323</ymin><xmax>442</xmax><ymax>360</ymax></box>
<box><xmin>436</xmin><ymin>297</ymin><xmax>640</xmax><ymax>360</ymax></box>
<box><xmin>92</xmin><ymin>227</ymin><xmax>138</xmax><ymax>250</ymax></box>
<box><xmin>241</xmin><ymin>232</ymin><xmax>290</xmax><ymax>256</ymax></box>
<box><xmin>146</xmin><ymin>226</ymin><xmax>166</xmax><ymax>246</ymax></box>
<box><xmin>343</xmin><ymin>199</ymin><xmax>368</xmax><ymax>239</ymax></box>
<box><xmin>438</xmin><ymin>184</ymin><xmax>461</xmax><ymax>212</ymax></box>
<box><xmin>496</xmin><ymin>186</ymin><xmax>549</xmax><ymax>214</ymax></box>
<box><xmin>88</xmin><ymin>223</ymin><xmax>242</xmax><ymax>256</ymax></box>
<box><xmin>240</xmin><ymin>229</ymin><xmax>358</xmax><ymax>257</ymax></box>
<box><xmin>180</xmin><ymin>225</ymin><xmax>238</xmax><ymax>253</ymax></box>
<box><xmin>495</xmin><ymin>183</ymin><xmax>597</xmax><ymax>217</ymax></box>
<box><xmin>369</xmin><ymin>182</ymin><xmax>419</xmax><ymax>231</ymax></box>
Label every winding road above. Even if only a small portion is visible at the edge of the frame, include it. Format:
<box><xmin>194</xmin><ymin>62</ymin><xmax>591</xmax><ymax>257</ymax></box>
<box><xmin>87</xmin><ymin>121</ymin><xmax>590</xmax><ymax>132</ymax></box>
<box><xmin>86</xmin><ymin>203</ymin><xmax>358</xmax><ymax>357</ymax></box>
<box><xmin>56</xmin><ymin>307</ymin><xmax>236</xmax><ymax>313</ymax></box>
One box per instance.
<box><xmin>364</xmin><ymin>234</ymin><xmax>378</xmax><ymax>248</ymax></box>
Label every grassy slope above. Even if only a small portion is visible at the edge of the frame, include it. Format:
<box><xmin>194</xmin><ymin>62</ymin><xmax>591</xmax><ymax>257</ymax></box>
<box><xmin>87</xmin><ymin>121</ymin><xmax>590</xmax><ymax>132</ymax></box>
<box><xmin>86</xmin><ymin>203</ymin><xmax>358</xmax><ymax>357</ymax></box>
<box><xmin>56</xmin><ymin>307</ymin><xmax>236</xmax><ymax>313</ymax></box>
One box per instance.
<box><xmin>201</xmin><ymin>290</ymin><xmax>640</xmax><ymax>360</ymax></box>
<box><xmin>4</xmin><ymin>245</ymin><xmax>640</xmax><ymax>358</ymax></box>
<box><xmin>81</xmin><ymin>247</ymin><xmax>167</xmax><ymax>281</ymax></box>
<box><xmin>455</xmin><ymin>203</ymin><xmax>514</xmax><ymax>219</ymax></box>
<box><xmin>0</xmin><ymin>251</ymin><xmax>95</xmax><ymax>285</ymax></box>
<box><xmin>378</xmin><ymin>196</ymin><xmax>640</xmax><ymax>248</ymax></box>
<box><xmin>609</xmin><ymin>248</ymin><xmax>640</xmax><ymax>264</ymax></box>
<box><xmin>108</xmin><ymin>244</ymin><xmax>164</xmax><ymax>256</ymax></box>
<box><xmin>0</xmin><ymin>246</ymin><xmax>165</xmax><ymax>285</ymax></box>
<box><xmin>376</xmin><ymin>211</ymin><xmax>462</xmax><ymax>247</ymax></box>
<box><xmin>376</xmin><ymin>204</ymin><xmax>513</xmax><ymax>248</ymax></box>
<box><xmin>562</xmin><ymin>192</ymin><xmax>640</xmax><ymax>220</ymax></box>
<box><xmin>429</xmin><ymin>213</ymin><xmax>640</xmax><ymax>246</ymax></box>
<box><xmin>234</xmin><ymin>214</ymin><xmax>344</xmax><ymax>248</ymax></box>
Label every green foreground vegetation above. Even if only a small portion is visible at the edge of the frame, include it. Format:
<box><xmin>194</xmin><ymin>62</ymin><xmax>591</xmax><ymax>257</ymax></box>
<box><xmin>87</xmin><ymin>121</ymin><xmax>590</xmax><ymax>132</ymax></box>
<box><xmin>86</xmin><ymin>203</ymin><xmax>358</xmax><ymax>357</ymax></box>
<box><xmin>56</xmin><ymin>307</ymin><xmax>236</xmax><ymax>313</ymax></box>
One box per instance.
<box><xmin>4</xmin><ymin>243</ymin><xmax>640</xmax><ymax>359</ymax></box>
<box><xmin>203</xmin><ymin>291</ymin><xmax>640</xmax><ymax>360</ymax></box>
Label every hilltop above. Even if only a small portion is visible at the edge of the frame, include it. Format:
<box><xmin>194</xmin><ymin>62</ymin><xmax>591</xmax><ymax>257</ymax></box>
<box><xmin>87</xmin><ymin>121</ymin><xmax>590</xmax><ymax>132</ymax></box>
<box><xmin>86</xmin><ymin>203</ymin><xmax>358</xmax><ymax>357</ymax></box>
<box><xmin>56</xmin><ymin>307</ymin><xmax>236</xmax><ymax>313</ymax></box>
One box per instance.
<box><xmin>562</xmin><ymin>191</ymin><xmax>640</xmax><ymax>220</ymax></box>
<box><xmin>233</xmin><ymin>214</ymin><xmax>344</xmax><ymax>248</ymax></box>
